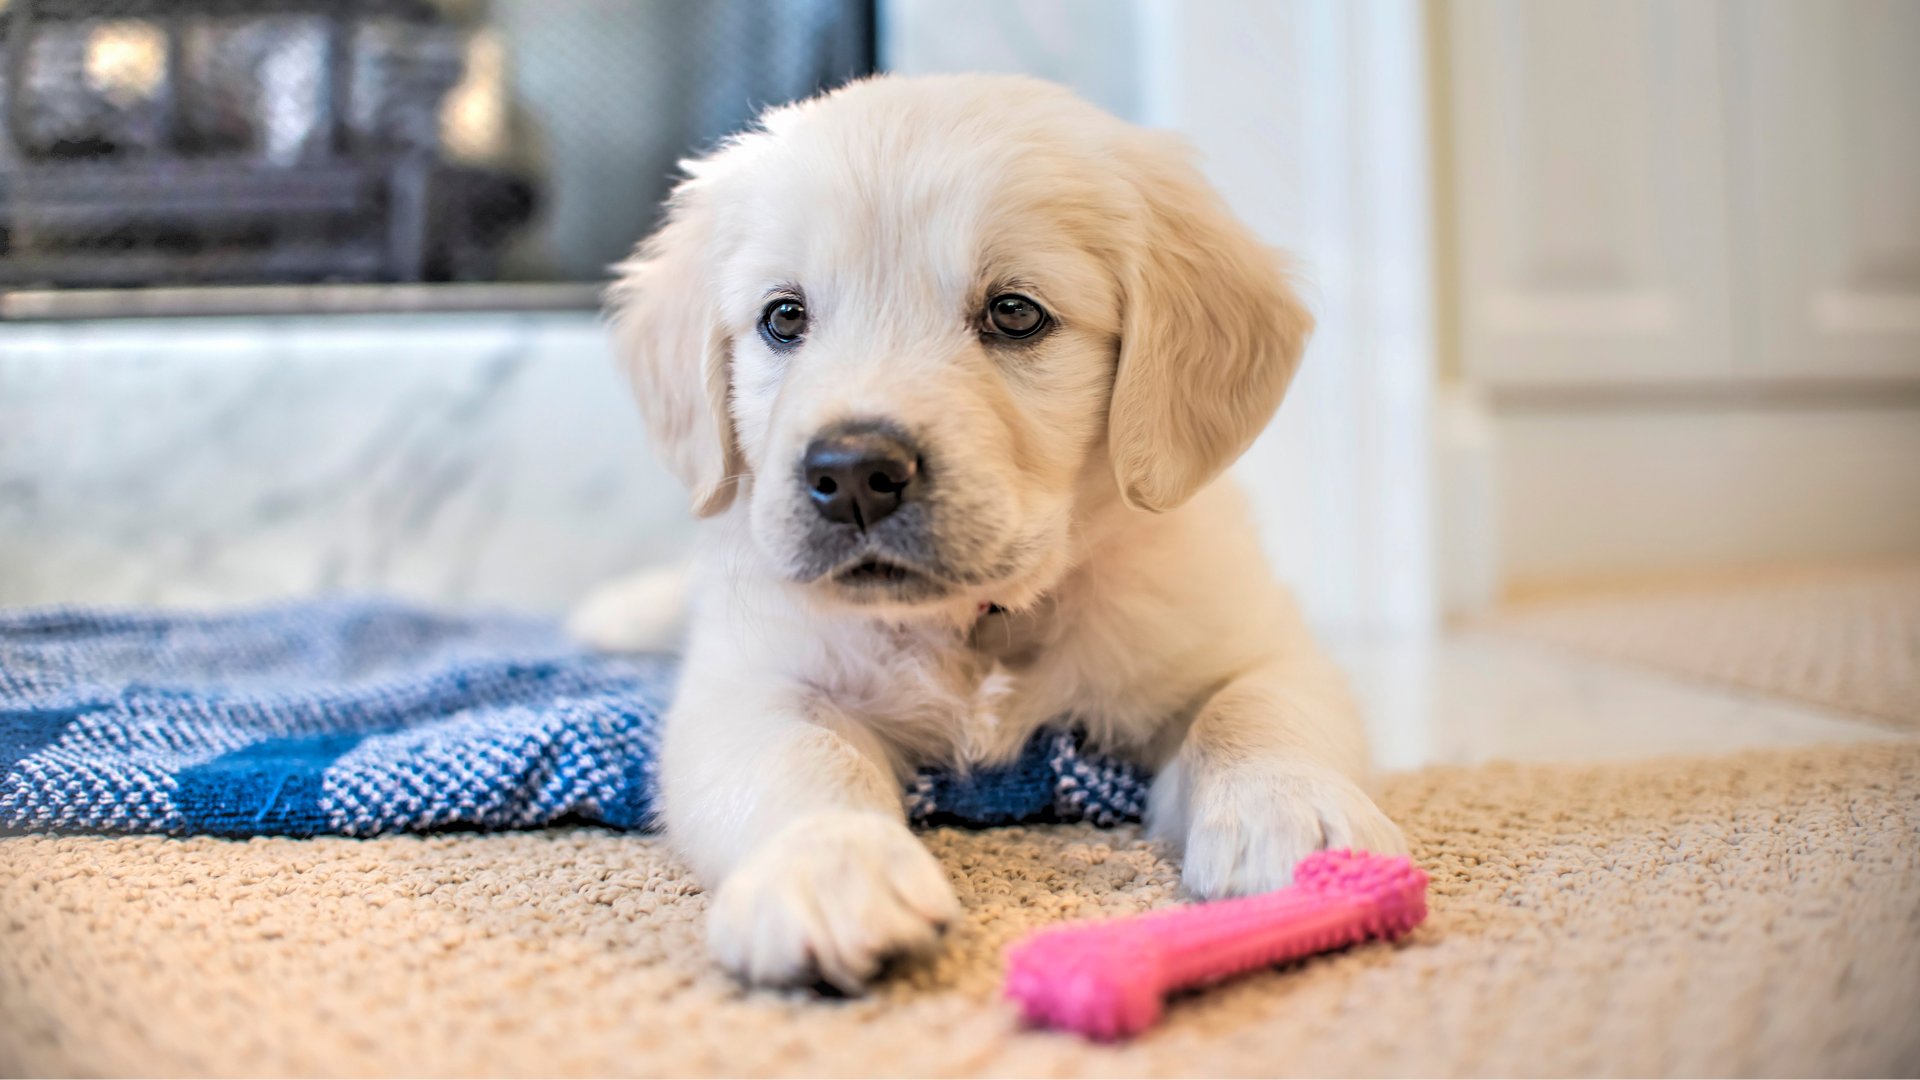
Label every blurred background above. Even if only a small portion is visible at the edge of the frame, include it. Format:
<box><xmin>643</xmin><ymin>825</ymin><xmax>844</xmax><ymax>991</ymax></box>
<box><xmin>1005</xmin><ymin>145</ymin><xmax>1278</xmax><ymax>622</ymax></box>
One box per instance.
<box><xmin>2</xmin><ymin>0</ymin><xmax>1916</xmax><ymax>645</ymax></box>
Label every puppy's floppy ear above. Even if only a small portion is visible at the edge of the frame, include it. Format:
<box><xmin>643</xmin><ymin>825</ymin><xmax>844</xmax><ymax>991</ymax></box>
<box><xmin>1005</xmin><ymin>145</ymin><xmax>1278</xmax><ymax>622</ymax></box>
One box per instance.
<box><xmin>606</xmin><ymin>176</ymin><xmax>742</xmax><ymax>517</ymax></box>
<box><xmin>1108</xmin><ymin>134</ymin><xmax>1314</xmax><ymax>513</ymax></box>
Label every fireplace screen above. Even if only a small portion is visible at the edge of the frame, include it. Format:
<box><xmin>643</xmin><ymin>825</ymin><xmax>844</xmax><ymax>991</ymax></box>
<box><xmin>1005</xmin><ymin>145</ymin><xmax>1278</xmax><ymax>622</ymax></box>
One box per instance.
<box><xmin>0</xmin><ymin>0</ymin><xmax>875</xmax><ymax>294</ymax></box>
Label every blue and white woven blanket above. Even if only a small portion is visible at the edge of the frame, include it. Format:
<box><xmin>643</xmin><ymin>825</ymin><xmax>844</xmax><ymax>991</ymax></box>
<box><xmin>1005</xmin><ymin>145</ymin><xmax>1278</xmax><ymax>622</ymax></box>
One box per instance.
<box><xmin>0</xmin><ymin>598</ymin><xmax>1150</xmax><ymax>837</ymax></box>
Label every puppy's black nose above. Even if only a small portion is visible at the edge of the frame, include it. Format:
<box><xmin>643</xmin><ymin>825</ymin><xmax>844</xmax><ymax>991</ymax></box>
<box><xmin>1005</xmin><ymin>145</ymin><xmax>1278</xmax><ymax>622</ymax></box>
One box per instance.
<box><xmin>802</xmin><ymin>425</ymin><xmax>919</xmax><ymax>530</ymax></box>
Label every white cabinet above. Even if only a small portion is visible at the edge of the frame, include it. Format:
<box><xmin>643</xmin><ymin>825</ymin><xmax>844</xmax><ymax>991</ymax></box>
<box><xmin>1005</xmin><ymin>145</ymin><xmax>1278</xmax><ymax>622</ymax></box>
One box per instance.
<box><xmin>1727</xmin><ymin>0</ymin><xmax>1920</xmax><ymax>381</ymax></box>
<box><xmin>1449</xmin><ymin>0</ymin><xmax>1920</xmax><ymax>389</ymax></box>
<box><xmin>1447</xmin><ymin>0</ymin><xmax>1920</xmax><ymax>591</ymax></box>
<box><xmin>1449</xmin><ymin>0</ymin><xmax>1733</xmax><ymax>387</ymax></box>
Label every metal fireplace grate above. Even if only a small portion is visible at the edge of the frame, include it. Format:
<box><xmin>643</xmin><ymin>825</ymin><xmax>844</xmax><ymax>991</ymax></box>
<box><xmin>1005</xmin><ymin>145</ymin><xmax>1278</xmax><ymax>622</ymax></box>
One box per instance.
<box><xmin>0</xmin><ymin>0</ymin><xmax>874</xmax><ymax>309</ymax></box>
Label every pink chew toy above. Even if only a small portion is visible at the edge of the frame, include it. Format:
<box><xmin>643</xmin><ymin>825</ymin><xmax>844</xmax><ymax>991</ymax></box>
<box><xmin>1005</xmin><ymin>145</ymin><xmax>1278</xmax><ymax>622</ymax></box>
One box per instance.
<box><xmin>1002</xmin><ymin>848</ymin><xmax>1428</xmax><ymax>1039</ymax></box>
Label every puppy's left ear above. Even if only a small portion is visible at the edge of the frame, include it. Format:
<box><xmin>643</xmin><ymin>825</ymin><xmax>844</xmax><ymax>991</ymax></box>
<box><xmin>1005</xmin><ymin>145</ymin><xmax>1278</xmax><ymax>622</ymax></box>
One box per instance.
<box><xmin>1108</xmin><ymin>134</ymin><xmax>1314</xmax><ymax>513</ymax></box>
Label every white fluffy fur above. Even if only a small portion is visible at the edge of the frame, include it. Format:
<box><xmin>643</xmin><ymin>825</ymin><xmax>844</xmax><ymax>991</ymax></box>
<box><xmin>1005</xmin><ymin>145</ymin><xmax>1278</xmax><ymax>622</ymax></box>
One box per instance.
<box><xmin>581</xmin><ymin>74</ymin><xmax>1405</xmax><ymax>991</ymax></box>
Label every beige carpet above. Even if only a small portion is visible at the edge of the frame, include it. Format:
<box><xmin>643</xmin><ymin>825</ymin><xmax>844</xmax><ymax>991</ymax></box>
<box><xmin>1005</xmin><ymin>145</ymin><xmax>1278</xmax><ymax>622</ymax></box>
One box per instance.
<box><xmin>1492</xmin><ymin>563</ymin><xmax>1920</xmax><ymax>729</ymax></box>
<box><xmin>5</xmin><ymin>740</ymin><xmax>1917</xmax><ymax>1078</ymax></box>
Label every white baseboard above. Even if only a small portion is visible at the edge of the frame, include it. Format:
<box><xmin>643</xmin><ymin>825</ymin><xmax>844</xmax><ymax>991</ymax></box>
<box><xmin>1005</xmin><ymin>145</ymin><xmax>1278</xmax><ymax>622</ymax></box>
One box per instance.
<box><xmin>1493</xmin><ymin>402</ymin><xmax>1920</xmax><ymax>589</ymax></box>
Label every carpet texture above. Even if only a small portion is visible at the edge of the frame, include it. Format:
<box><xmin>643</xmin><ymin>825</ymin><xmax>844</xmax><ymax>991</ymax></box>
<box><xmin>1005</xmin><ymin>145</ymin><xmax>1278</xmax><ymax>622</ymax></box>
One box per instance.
<box><xmin>1491</xmin><ymin>563</ymin><xmax>1920</xmax><ymax>729</ymax></box>
<box><xmin>5</xmin><ymin>740</ymin><xmax>1917</xmax><ymax>1077</ymax></box>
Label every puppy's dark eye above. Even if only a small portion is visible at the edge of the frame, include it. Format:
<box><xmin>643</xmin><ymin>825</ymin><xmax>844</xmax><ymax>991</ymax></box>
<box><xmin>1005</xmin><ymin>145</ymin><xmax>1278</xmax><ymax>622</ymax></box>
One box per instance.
<box><xmin>761</xmin><ymin>299</ymin><xmax>808</xmax><ymax>346</ymax></box>
<box><xmin>985</xmin><ymin>293</ymin><xmax>1047</xmax><ymax>339</ymax></box>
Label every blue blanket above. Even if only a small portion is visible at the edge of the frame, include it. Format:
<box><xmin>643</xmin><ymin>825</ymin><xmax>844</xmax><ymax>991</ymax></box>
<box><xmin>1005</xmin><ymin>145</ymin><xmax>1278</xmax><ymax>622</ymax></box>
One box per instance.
<box><xmin>0</xmin><ymin>598</ymin><xmax>1150</xmax><ymax>837</ymax></box>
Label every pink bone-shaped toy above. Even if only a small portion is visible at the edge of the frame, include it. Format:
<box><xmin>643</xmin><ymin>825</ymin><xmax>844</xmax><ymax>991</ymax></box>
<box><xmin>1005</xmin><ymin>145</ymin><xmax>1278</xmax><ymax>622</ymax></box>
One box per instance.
<box><xmin>1002</xmin><ymin>848</ymin><xmax>1429</xmax><ymax>1039</ymax></box>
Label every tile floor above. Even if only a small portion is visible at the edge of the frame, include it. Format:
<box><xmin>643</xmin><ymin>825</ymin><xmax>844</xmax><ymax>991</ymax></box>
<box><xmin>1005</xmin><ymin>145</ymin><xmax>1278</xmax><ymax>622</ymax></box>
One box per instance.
<box><xmin>1332</xmin><ymin>630</ymin><xmax>1903</xmax><ymax>773</ymax></box>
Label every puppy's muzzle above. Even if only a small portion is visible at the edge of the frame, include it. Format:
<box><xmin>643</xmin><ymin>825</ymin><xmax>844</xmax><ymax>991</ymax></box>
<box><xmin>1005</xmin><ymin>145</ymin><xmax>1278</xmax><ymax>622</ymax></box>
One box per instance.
<box><xmin>802</xmin><ymin>422</ymin><xmax>921</xmax><ymax>531</ymax></box>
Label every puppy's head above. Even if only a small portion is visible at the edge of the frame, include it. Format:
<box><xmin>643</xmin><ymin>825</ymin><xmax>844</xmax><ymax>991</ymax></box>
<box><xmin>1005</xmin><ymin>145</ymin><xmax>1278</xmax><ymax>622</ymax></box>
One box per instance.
<box><xmin>610</xmin><ymin>75</ymin><xmax>1311</xmax><ymax>617</ymax></box>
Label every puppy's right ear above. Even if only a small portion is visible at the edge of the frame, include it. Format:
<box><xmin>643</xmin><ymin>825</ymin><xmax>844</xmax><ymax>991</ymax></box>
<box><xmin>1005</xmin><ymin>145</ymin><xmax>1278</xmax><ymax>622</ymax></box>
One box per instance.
<box><xmin>606</xmin><ymin>179</ymin><xmax>742</xmax><ymax>517</ymax></box>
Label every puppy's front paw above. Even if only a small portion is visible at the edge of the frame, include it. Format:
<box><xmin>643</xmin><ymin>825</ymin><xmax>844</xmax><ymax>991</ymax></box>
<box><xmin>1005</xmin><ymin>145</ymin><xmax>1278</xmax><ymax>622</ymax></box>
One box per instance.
<box><xmin>1174</xmin><ymin>763</ymin><xmax>1407</xmax><ymax>899</ymax></box>
<box><xmin>707</xmin><ymin>810</ymin><xmax>961</xmax><ymax>992</ymax></box>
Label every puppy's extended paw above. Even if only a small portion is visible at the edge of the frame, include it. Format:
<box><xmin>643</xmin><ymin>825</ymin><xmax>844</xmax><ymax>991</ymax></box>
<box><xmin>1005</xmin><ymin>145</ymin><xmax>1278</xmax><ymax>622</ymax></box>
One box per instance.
<box><xmin>1174</xmin><ymin>762</ymin><xmax>1407</xmax><ymax>899</ymax></box>
<box><xmin>707</xmin><ymin>810</ymin><xmax>961</xmax><ymax>992</ymax></box>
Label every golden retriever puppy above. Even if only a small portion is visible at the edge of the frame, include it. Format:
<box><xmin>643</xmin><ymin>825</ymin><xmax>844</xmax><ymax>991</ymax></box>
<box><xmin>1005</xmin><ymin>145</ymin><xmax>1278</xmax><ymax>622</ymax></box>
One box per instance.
<box><xmin>581</xmin><ymin>73</ymin><xmax>1406</xmax><ymax>991</ymax></box>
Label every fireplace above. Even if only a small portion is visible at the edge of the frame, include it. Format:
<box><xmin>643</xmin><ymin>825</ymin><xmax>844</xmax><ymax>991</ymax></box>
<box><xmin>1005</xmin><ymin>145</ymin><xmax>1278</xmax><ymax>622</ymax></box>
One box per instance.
<box><xmin>0</xmin><ymin>0</ymin><xmax>874</xmax><ymax>304</ymax></box>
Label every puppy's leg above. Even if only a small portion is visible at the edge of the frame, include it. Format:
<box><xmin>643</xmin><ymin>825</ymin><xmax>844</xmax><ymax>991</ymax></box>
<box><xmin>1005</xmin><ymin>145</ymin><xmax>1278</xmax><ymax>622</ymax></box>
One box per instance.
<box><xmin>661</xmin><ymin>676</ymin><xmax>960</xmax><ymax>991</ymax></box>
<box><xmin>1148</xmin><ymin>642</ymin><xmax>1407</xmax><ymax>898</ymax></box>
<box><xmin>566</xmin><ymin>560</ymin><xmax>690</xmax><ymax>652</ymax></box>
